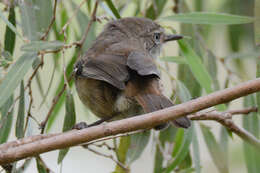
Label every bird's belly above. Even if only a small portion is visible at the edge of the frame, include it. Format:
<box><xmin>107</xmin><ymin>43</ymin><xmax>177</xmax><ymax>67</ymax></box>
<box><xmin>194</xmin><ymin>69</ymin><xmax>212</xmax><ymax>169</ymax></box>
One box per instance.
<box><xmin>75</xmin><ymin>78</ymin><xmax>141</xmax><ymax>119</ymax></box>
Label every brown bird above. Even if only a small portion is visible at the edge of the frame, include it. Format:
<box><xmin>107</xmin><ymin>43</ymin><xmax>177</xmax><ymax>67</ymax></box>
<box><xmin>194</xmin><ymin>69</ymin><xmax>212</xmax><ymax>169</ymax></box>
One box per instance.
<box><xmin>74</xmin><ymin>17</ymin><xmax>190</xmax><ymax>130</ymax></box>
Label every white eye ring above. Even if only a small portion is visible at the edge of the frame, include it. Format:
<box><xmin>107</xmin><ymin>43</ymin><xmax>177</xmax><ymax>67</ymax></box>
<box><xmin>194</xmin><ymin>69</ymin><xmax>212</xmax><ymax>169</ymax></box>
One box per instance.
<box><xmin>153</xmin><ymin>33</ymin><xmax>161</xmax><ymax>42</ymax></box>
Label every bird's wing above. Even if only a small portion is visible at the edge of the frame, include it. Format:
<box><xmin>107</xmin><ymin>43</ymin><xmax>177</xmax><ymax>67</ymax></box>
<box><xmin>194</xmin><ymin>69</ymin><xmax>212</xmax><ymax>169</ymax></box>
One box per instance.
<box><xmin>126</xmin><ymin>51</ymin><xmax>160</xmax><ymax>77</ymax></box>
<box><xmin>75</xmin><ymin>54</ymin><xmax>129</xmax><ymax>90</ymax></box>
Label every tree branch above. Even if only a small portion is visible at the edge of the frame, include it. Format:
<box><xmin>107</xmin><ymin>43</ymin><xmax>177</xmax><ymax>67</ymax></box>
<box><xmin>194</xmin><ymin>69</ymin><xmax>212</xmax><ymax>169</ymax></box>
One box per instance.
<box><xmin>189</xmin><ymin>107</ymin><xmax>260</xmax><ymax>148</ymax></box>
<box><xmin>1</xmin><ymin>78</ymin><xmax>260</xmax><ymax>165</ymax></box>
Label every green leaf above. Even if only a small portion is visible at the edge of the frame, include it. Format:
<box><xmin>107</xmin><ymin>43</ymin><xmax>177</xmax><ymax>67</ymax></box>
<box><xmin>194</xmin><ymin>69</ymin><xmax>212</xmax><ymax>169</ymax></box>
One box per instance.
<box><xmin>21</xmin><ymin>41</ymin><xmax>64</xmax><ymax>52</ymax></box>
<box><xmin>164</xmin><ymin>126</ymin><xmax>194</xmax><ymax>173</ymax></box>
<box><xmin>176</xmin><ymin>80</ymin><xmax>192</xmax><ymax>102</ymax></box>
<box><xmin>192</xmin><ymin>126</ymin><xmax>201</xmax><ymax>173</ymax></box>
<box><xmin>162</xmin><ymin>12</ymin><xmax>254</xmax><ymax>25</ymax></box>
<box><xmin>0</xmin><ymin>96</ymin><xmax>13</xmax><ymax>144</ymax></box>
<box><xmin>154</xmin><ymin>127</ymin><xmax>178</xmax><ymax>173</ymax></box>
<box><xmin>126</xmin><ymin>131</ymin><xmax>150</xmax><ymax>164</ymax></box>
<box><xmin>225</xmin><ymin>49</ymin><xmax>260</xmax><ymax>59</ymax></box>
<box><xmin>4</xmin><ymin>7</ymin><xmax>16</xmax><ymax>55</ymax></box>
<box><xmin>114</xmin><ymin>136</ymin><xmax>131</xmax><ymax>173</ymax></box>
<box><xmin>0</xmin><ymin>52</ymin><xmax>37</xmax><ymax>108</ymax></box>
<box><xmin>200</xmin><ymin>124</ymin><xmax>228</xmax><ymax>173</ymax></box>
<box><xmin>36</xmin><ymin>158</ymin><xmax>48</xmax><ymax>173</ymax></box>
<box><xmin>46</xmin><ymin>53</ymin><xmax>76</xmax><ymax>132</ymax></box>
<box><xmin>58</xmin><ymin>89</ymin><xmax>76</xmax><ymax>164</ymax></box>
<box><xmin>178</xmin><ymin>40</ymin><xmax>213</xmax><ymax>93</ymax></box>
<box><xmin>243</xmin><ymin>95</ymin><xmax>260</xmax><ymax>173</ymax></box>
<box><xmin>160</xmin><ymin>56</ymin><xmax>187</xmax><ymax>64</ymax></box>
<box><xmin>0</xmin><ymin>8</ymin><xmax>22</xmax><ymax>39</ymax></box>
<box><xmin>255</xmin><ymin>0</ymin><xmax>260</xmax><ymax>45</ymax></box>
<box><xmin>105</xmin><ymin>0</ymin><xmax>121</xmax><ymax>19</ymax></box>
<box><xmin>18</xmin><ymin>0</ymin><xmax>52</xmax><ymax>40</ymax></box>
<box><xmin>145</xmin><ymin>0</ymin><xmax>167</xmax><ymax>20</ymax></box>
<box><xmin>16</xmin><ymin>81</ymin><xmax>25</xmax><ymax>139</ymax></box>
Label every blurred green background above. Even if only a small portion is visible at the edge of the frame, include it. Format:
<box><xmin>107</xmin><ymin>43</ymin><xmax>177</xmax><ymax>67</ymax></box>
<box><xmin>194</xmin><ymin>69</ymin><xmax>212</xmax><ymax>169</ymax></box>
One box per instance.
<box><xmin>0</xmin><ymin>0</ymin><xmax>260</xmax><ymax>172</ymax></box>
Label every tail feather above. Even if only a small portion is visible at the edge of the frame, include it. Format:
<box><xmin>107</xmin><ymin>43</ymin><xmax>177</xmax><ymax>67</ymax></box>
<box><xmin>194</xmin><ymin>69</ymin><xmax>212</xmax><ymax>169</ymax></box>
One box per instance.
<box><xmin>135</xmin><ymin>94</ymin><xmax>191</xmax><ymax>130</ymax></box>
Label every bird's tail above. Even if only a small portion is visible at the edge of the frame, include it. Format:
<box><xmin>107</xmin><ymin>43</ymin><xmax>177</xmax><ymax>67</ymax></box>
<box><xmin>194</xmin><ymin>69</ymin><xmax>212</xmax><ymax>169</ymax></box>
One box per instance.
<box><xmin>135</xmin><ymin>94</ymin><xmax>191</xmax><ymax>130</ymax></box>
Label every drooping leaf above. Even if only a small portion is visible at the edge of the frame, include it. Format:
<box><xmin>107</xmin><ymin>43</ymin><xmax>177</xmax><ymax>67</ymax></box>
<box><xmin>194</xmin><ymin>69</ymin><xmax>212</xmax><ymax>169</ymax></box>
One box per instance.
<box><xmin>18</xmin><ymin>0</ymin><xmax>52</xmax><ymax>40</ymax></box>
<box><xmin>0</xmin><ymin>8</ymin><xmax>22</xmax><ymax>39</ymax></box>
<box><xmin>178</xmin><ymin>40</ymin><xmax>213</xmax><ymax>93</ymax></box>
<box><xmin>114</xmin><ymin>136</ymin><xmax>131</xmax><ymax>173</ymax></box>
<box><xmin>0</xmin><ymin>96</ymin><xmax>13</xmax><ymax>144</ymax></box>
<box><xmin>4</xmin><ymin>7</ymin><xmax>16</xmax><ymax>55</ymax></box>
<box><xmin>46</xmin><ymin>53</ymin><xmax>76</xmax><ymax>132</ymax></box>
<box><xmin>21</xmin><ymin>41</ymin><xmax>64</xmax><ymax>52</ymax></box>
<box><xmin>57</xmin><ymin>89</ymin><xmax>76</xmax><ymax>164</ymax></box>
<box><xmin>162</xmin><ymin>12</ymin><xmax>254</xmax><ymax>25</ymax></box>
<box><xmin>200</xmin><ymin>124</ymin><xmax>228</xmax><ymax>173</ymax></box>
<box><xmin>255</xmin><ymin>0</ymin><xmax>260</xmax><ymax>45</ymax></box>
<box><xmin>160</xmin><ymin>56</ymin><xmax>187</xmax><ymax>64</ymax></box>
<box><xmin>154</xmin><ymin>127</ymin><xmax>178</xmax><ymax>173</ymax></box>
<box><xmin>176</xmin><ymin>80</ymin><xmax>192</xmax><ymax>102</ymax></box>
<box><xmin>0</xmin><ymin>52</ymin><xmax>37</xmax><ymax>108</ymax></box>
<box><xmin>146</xmin><ymin>0</ymin><xmax>167</xmax><ymax>20</ymax></box>
<box><xmin>243</xmin><ymin>95</ymin><xmax>260</xmax><ymax>173</ymax></box>
<box><xmin>105</xmin><ymin>0</ymin><xmax>121</xmax><ymax>19</ymax></box>
<box><xmin>164</xmin><ymin>126</ymin><xmax>194</xmax><ymax>173</ymax></box>
<box><xmin>36</xmin><ymin>158</ymin><xmax>48</xmax><ymax>173</ymax></box>
<box><xmin>126</xmin><ymin>131</ymin><xmax>150</xmax><ymax>164</ymax></box>
<box><xmin>16</xmin><ymin>81</ymin><xmax>25</xmax><ymax>139</ymax></box>
<box><xmin>192</xmin><ymin>126</ymin><xmax>201</xmax><ymax>173</ymax></box>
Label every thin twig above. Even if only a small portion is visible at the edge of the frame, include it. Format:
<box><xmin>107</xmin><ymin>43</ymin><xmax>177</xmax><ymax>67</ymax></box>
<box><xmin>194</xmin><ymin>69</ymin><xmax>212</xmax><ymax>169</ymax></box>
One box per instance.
<box><xmin>76</xmin><ymin>0</ymin><xmax>99</xmax><ymax>48</ymax></box>
<box><xmin>40</xmin><ymin>0</ymin><xmax>58</xmax><ymax>40</ymax></box>
<box><xmin>85</xmin><ymin>146</ymin><xmax>129</xmax><ymax>171</ymax></box>
<box><xmin>40</xmin><ymin>74</ymin><xmax>73</xmax><ymax>133</ymax></box>
<box><xmin>189</xmin><ymin>107</ymin><xmax>259</xmax><ymax>148</ymax></box>
<box><xmin>60</xmin><ymin>0</ymin><xmax>89</xmax><ymax>36</ymax></box>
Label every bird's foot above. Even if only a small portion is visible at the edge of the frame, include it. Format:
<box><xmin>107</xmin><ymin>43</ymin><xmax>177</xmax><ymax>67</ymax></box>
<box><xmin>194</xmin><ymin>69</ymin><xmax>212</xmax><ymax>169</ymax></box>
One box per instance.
<box><xmin>73</xmin><ymin>122</ymin><xmax>88</xmax><ymax>130</ymax></box>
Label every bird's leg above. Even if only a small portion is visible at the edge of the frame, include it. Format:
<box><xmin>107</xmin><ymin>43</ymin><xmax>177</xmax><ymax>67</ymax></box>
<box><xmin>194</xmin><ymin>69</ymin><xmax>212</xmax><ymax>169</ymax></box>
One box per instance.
<box><xmin>72</xmin><ymin>115</ymin><xmax>116</xmax><ymax>130</ymax></box>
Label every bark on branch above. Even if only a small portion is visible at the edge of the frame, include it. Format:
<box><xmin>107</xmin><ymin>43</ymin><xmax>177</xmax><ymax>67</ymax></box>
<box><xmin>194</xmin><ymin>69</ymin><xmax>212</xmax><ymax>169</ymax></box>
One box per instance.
<box><xmin>1</xmin><ymin>78</ymin><xmax>260</xmax><ymax>165</ymax></box>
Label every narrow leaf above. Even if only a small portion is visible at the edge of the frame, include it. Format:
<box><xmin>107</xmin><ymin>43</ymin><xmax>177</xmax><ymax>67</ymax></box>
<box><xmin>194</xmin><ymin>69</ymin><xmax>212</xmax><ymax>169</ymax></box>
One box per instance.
<box><xmin>164</xmin><ymin>126</ymin><xmax>194</xmax><ymax>173</ymax></box>
<box><xmin>16</xmin><ymin>81</ymin><xmax>25</xmax><ymax>139</ymax></box>
<box><xmin>162</xmin><ymin>12</ymin><xmax>254</xmax><ymax>25</ymax></box>
<box><xmin>178</xmin><ymin>40</ymin><xmax>213</xmax><ymax>93</ymax></box>
<box><xmin>36</xmin><ymin>158</ymin><xmax>48</xmax><ymax>173</ymax></box>
<box><xmin>105</xmin><ymin>0</ymin><xmax>121</xmax><ymax>19</ymax></box>
<box><xmin>18</xmin><ymin>0</ymin><xmax>52</xmax><ymax>40</ymax></box>
<box><xmin>0</xmin><ymin>96</ymin><xmax>13</xmax><ymax>144</ymax></box>
<box><xmin>192</xmin><ymin>126</ymin><xmax>201</xmax><ymax>173</ymax></box>
<box><xmin>57</xmin><ymin>89</ymin><xmax>76</xmax><ymax>164</ymax></box>
<box><xmin>200</xmin><ymin>124</ymin><xmax>228</xmax><ymax>173</ymax></box>
<box><xmin>160</xmin><ymin>56</ymin><xmax>187</xmax><ymax>64</ymax></box>
<box><xmin>0</xmin><ymin>9</ymin><xmax>22</xmax><ymax>38</ymax></box>
<box><xmin>243</xmin><ymin>95</ymin><xmax>260</xmax><ymax>173</ymax></box>
<box><xmin>0</xmin><ymin>52</ymin><xmax>37</xmax><ymax>108</ymax></box>
<box><xmin>4</xmin><ymin>7</ymin><xmax>16</xmax><ymax>55</ymax></box>
<box><xmin>126</xmin><ymin>131</ymin><xmax>150</xmax><ymax>164</ymax></box>
<box><xmin>145</xmin><ymin>0</ymin><xmax>167</xmax><ymax>20</ymax></box>
<box><xmin>21</xmin><ymin>41</ymin><xmax>64</xmax><ymax>52</ymax></box>
<box><xmin>255</xmin><ymin>0</ymin><xmax>260</xmax><ymax>45</ymax></box>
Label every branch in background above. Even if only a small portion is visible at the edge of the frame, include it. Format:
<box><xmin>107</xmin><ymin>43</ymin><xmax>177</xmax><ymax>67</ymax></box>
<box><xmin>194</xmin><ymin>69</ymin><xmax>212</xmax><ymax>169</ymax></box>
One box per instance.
<box><xmin>40</xmin><ymin>0</ymin><xmax>58</xmax><ymax>41</ymax></box>
<box><xmin>40</xmin><ymin>75</ymin><xmax>73</xmax><ymax>133</ymax></box>
<box><xmin>60</xmin><ymin>0</ymin><xmax>89</xmax><ymax>37</ymax></box>
<box><xmin>76</xmin><ymin>0</ymin><xmax>99</xmax><ymax>48</ymax></box>
<box><xmin>85</xmin><ymin>146</ymin><xmax>128</xmax><ymax>171</ymax></box>
<box><xmin>189</xmin><ymin>107</ymin><xmax>260</xmax><ymax>148</ymax></box>
<box><xmin>1</xmin><ymin>78</ymin><xmax>260</xmax><ymax>165</ymax></box>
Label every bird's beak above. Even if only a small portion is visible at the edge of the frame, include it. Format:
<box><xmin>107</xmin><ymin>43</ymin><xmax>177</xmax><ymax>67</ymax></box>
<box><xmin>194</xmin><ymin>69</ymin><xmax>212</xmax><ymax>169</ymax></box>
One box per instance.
<box><xmin>163</xmin><ymin>34</ymin><xmax>183</xmax><ymax>42</ymax></box>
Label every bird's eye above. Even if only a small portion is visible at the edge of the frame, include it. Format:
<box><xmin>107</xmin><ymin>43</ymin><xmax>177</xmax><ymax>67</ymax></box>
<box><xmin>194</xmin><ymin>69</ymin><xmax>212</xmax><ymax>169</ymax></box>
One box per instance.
<box><xmin>153</xmin><ymin>33</ymin><xmax>161</xmax><ymax>41</ymax></box>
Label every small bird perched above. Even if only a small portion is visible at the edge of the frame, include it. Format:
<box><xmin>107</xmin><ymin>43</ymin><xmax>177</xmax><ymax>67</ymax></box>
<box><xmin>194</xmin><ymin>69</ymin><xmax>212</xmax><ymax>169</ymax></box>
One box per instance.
<box><xmin>74</xmin><ymin>17</ymin><xmax>191</xmax><ymax>130</ymax></box>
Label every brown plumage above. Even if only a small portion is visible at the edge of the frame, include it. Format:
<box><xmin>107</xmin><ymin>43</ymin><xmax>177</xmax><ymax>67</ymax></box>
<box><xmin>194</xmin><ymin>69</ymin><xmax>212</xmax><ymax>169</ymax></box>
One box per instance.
<box><xmin>74</xmin><ymin>17</ymin><xmax>190</xmax><ymax>130</ymax></box>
